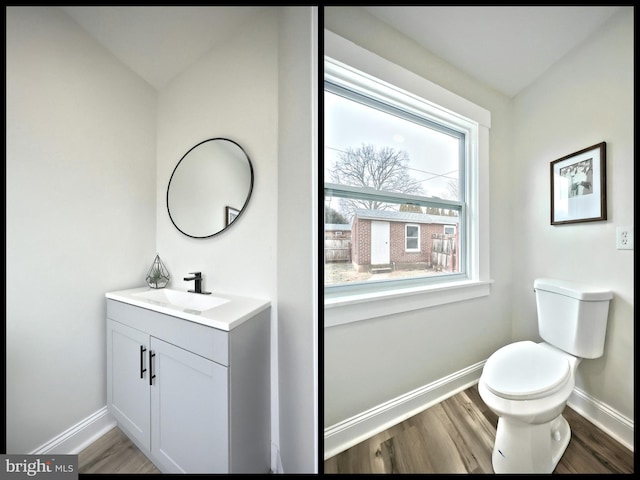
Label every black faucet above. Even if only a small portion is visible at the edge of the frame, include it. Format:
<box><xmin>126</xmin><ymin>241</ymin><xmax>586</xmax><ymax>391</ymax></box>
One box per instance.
<box><xmin>183</xmin><ymin>272</ymin><xmax>211</xmax><ymax>295</ymax></box>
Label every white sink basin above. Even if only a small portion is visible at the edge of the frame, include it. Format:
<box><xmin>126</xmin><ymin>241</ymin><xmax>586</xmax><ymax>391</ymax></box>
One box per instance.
<box><xmin>107</xmin><ymin>287</ymin><xmax>270</xmax><ymax>331</ymax></box>
<box><xmin>133</xmin><ymin>288</ymin><xmax>229</xmax><ymax>312</ymax></box>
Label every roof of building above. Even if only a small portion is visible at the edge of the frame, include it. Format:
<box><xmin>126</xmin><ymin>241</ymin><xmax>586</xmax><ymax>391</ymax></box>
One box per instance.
<box><xmin>325</xmin><ymin>224</ymin><xmax>351</xmax><ymax>231</ymax></box>
<box><xmin>353</xmin><ymin>209</ymin><xmax>459</xmax><ymax>225</ymax></box>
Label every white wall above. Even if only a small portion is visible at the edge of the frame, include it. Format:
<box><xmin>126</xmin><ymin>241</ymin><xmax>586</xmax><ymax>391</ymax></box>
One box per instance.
<box><xmin>155</xmin><ymin>7</ymin><xmax>319</xmax><ymax>473</ymax></box>
<box><xmin>324</xmin><ymin>5</ymin><xmax>633</xmax><ymax>449</ymax></box>
<box><xmin>511</xmin><ymin>8</ymin><xmax>634</xmax><ymax>422</ymax></box>
<box><xmin>277</xmin><ymin>7</ymin><xmax>318</xmax><ymax>473</ymax></box>
<box><xmin>323</xmin><ymin>7</ymin><xmax>514</xmax><ymax>427</ymax></box>
<box><xmin>155</xmin><ymin>12</ymin><xmax>278</xmax><ymax>299</ymax></box>
<box><xmin>6</xmin><ymin>7</ymin><xmax>157</xmax><ymax>453</ymax></box>
<box><xmin>6</xmin><ymin>6</ymin><xmax>318</xmax><ymax>470</ymax></box>
<box><xmin>155</xmin><ymin>5</ymin><xmax>280</xmax><ymax>465</ymax></box>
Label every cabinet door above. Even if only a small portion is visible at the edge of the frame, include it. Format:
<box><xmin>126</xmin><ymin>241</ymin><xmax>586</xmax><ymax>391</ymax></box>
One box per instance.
<box><xmin>107</xmin><ymin>319</ymin><xmax>151</xmax><ymax>451</ymax></box>
<box><xmin>150</xmin><ymin>337</ymin><xmax>229</xmax><ymax>474</ymax></box>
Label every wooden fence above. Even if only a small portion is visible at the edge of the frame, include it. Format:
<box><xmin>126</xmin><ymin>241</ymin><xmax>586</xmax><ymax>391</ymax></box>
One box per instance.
<box><xmin>325</xmin><ymin>239</ymin><xmax>351</xmax><ymax>262</ymax></box>
<box><xmin>430</xmin><ymin>234</ymin><xmax>457</xmax><ymax>272</ymax></box>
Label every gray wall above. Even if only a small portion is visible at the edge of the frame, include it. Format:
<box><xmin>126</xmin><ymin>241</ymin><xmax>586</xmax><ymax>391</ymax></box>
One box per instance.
<box><xmin>323</xmin><ymin>4</ymin><xmax>633</xmax><ymax>438</ymax></box>
<box><xmin>6</xmin><ymin>6</ymin><xmax>157</xmax><ymax>453</ymax></box>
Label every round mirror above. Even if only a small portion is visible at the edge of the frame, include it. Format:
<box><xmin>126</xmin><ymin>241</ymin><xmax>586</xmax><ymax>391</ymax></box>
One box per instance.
<box><xmin>167</xmin><ymin>138</ymin><xmax>254</xmax><ymax>238</ymax></box>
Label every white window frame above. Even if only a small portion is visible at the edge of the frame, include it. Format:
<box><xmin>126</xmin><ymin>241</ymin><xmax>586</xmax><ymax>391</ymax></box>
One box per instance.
<box><xmin>324</xmin><ymin>31</ymin><xmax>492</xmax><ymax>327</ymax></box>
<box><xmin>405</xmin><ymin>224</ymin><xmax>420</xmax><ymax>252</ymax></box>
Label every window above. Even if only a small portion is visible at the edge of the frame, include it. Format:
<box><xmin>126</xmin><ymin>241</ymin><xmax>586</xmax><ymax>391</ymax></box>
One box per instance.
<box><xmin>324</xmin><ymin>31</ymin><xmax>491</xmax><ymax>326</ymax></box>
<box><xmin>405</xmin><ymin>224</ymin><xmax>420</xmax><ymax>252</ymax></box>
<box><xmin>324</xmin><ymin>60</ymin><xmax>467</xmax><ymax>291</ymax></box>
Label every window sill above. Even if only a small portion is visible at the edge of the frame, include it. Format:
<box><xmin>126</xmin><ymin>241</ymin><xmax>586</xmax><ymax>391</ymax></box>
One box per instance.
<box><xmin>324</xmin><ymin>279</ymin><xmax>493</xmax><ymax>328</ymax></box>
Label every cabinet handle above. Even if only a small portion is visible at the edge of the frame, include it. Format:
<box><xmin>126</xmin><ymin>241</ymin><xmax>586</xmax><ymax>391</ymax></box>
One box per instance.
<box><xmin>140</xmin><ymin>346</ymin><xmax>147</xmax><ymax>379</ymax></box>
<box><xmin>149</xmin><ymin>350</ymin><xmax>156</xmax><ymax>386</ymax></box>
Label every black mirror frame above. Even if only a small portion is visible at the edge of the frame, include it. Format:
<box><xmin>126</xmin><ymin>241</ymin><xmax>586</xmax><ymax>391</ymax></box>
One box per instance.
<box><xmin>166</xmin><ymin>137</ymin><xmax>254</xmax><ymax>239</ymax></box>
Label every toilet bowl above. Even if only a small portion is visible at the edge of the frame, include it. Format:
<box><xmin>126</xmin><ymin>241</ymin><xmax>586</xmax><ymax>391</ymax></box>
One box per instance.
<box><xmin>478</xmin><ymin>341</ymin><xmax>580</xmax><ymax>473</ymax></box>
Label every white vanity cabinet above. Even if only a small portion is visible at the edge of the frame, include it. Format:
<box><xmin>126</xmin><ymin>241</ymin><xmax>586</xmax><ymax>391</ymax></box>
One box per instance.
<box><xmin>106</xmin><ymin>295</ymin><xmax>270</xmax><ymax>474</ymax></box>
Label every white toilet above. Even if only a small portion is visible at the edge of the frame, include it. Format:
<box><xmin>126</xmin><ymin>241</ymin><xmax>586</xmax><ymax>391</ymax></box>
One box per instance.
<box><xmin>478</xmin><ymin>278</ymin><xmax>612</xmax><ymax>474</ymax></box>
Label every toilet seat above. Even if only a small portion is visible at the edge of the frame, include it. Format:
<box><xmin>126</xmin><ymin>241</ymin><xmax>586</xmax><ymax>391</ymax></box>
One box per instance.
<box><xmin>483</xmin><ymin>341</ymin><xmax>571</xmax><ymax>400</ymax></box>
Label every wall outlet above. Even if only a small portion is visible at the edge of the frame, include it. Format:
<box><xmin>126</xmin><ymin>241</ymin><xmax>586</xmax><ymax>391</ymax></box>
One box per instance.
<box><xmin>616</xmin><ymin>226</ymin><xmax>634</xmax><ymax>250</ymax></box>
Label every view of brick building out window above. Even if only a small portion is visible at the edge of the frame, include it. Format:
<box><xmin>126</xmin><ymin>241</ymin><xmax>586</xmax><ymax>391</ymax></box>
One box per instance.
<box><xmin>324</xmin><ymin>81</ymin><xmax>465</xmax><ymax>287</ymax></box>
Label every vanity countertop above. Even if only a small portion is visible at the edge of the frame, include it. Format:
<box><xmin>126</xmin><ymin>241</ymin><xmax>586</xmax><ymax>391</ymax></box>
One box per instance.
<box><xmin>106</xmin><ymin>287</ymin><xmax>270</xmax><ymax>331</ymax></box>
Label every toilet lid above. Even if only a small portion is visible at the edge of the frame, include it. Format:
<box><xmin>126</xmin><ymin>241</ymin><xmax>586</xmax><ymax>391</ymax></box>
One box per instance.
<box><xmin>483</xmin><ymin>341</ymin><xmax>571</xmax><ymax>400</ymax></box>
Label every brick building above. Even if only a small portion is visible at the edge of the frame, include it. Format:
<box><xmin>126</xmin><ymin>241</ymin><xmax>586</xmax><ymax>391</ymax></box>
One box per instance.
<box><xmin>351</xmin><ymin>209</ymin><xmax>458</xmax><ymax>272</ymax></box>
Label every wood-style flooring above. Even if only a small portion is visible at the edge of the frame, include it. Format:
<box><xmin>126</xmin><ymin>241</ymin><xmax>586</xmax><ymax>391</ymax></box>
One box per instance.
<box><xmin>78</xmin><ymin>426</ymin><xmax>160</xmax><ymax>474</ymax></box>
<box><xmin>77</xmin><ymin>385</ymin><xmax>633</xmax><ymax>474</ymax></box>
<box><xmin>324</xmin><ymin>385</ymin><xmax>634</xmax><ymax>474</ymax></box>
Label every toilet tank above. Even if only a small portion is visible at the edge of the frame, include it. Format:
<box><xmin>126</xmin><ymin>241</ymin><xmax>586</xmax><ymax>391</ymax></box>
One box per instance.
<box><xmin>534</xmin><ymin>278</ymin><xmax>613</xmax><ymax>359</ymax></box>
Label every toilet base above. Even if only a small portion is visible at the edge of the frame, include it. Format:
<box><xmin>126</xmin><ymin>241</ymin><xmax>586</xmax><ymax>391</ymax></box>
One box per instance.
<box><xmin>492</xmin><ymin>414</ymin><xmax>570</xmax><ymax>473</ymax></box>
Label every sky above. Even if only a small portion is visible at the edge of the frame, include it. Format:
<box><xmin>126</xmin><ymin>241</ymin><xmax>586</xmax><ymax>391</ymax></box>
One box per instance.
<box><xmin>324</xmin><ymin>90</ymin><xmax>461</xmax><ymax>202</ymax></box>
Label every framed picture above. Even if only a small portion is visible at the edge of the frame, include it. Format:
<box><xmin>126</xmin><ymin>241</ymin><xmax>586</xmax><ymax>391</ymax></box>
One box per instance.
<box><xmin>550</xmin><ymin>142</ymin><xmax>606</xmax><ymax>225</ymax></box>
<box><xmin>225</xmin><ymin>206</ymin><xmax>239</xmax><ymax>226</ymax></box>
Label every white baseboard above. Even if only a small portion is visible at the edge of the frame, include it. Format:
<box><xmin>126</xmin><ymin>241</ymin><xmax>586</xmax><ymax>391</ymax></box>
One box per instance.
<box><xmin>323</xmin><ymin>361</ymin><xmax>484</xmax><ymax>460</ymax></box>
<box><xmin>568</xmin><ymin>388</ymin><xmax>634</xmax><ymax>452</ymax></box>
<box><xmin>31</xmin><ymin>407</ymin><xmax>117</xmax><ymax>455</ymax></box>
<box><xmin>324</xmin><ymin>362</ymin><xmax>635</xmax><ymax>459</ymax></box>
<box><xmin>271</xmin><ymin>442</ymin><xmax>284</xmax><ymax>473</ymax></box>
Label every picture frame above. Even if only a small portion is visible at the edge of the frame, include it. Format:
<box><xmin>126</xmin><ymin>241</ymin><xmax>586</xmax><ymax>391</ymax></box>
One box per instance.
<box><xmin>225</xmin><ymin>206</ymin><xmax>239</xmax><ymax>226</ymax></box>
<box><xmin>550</xmin><ymin>142</ymin><xmax>606</xmax><ymax>225</ymax></box>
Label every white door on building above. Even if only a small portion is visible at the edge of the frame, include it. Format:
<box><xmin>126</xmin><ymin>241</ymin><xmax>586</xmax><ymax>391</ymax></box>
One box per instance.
<box><xmin>371</xmin><ymin>221</ymin><xmax>390</xmax><ymax>265</ymax></box>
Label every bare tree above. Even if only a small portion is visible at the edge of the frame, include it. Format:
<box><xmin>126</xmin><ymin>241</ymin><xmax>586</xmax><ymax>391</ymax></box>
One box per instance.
<box><xmin>330</xmin><ymin>144</ymin><xmax>424</xmax><ymax>221</ymax></box>
<box><xmin>446</xmin><ymin>178</ymin><xmax>459</xmax><ymax>202</ymax></box>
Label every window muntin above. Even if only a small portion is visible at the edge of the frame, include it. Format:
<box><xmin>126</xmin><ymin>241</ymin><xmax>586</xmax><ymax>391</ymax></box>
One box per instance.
<box><xmin>324</xmin><ymin>69</ymin><xmax>469</xmax><ymax>294</ymax></box>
